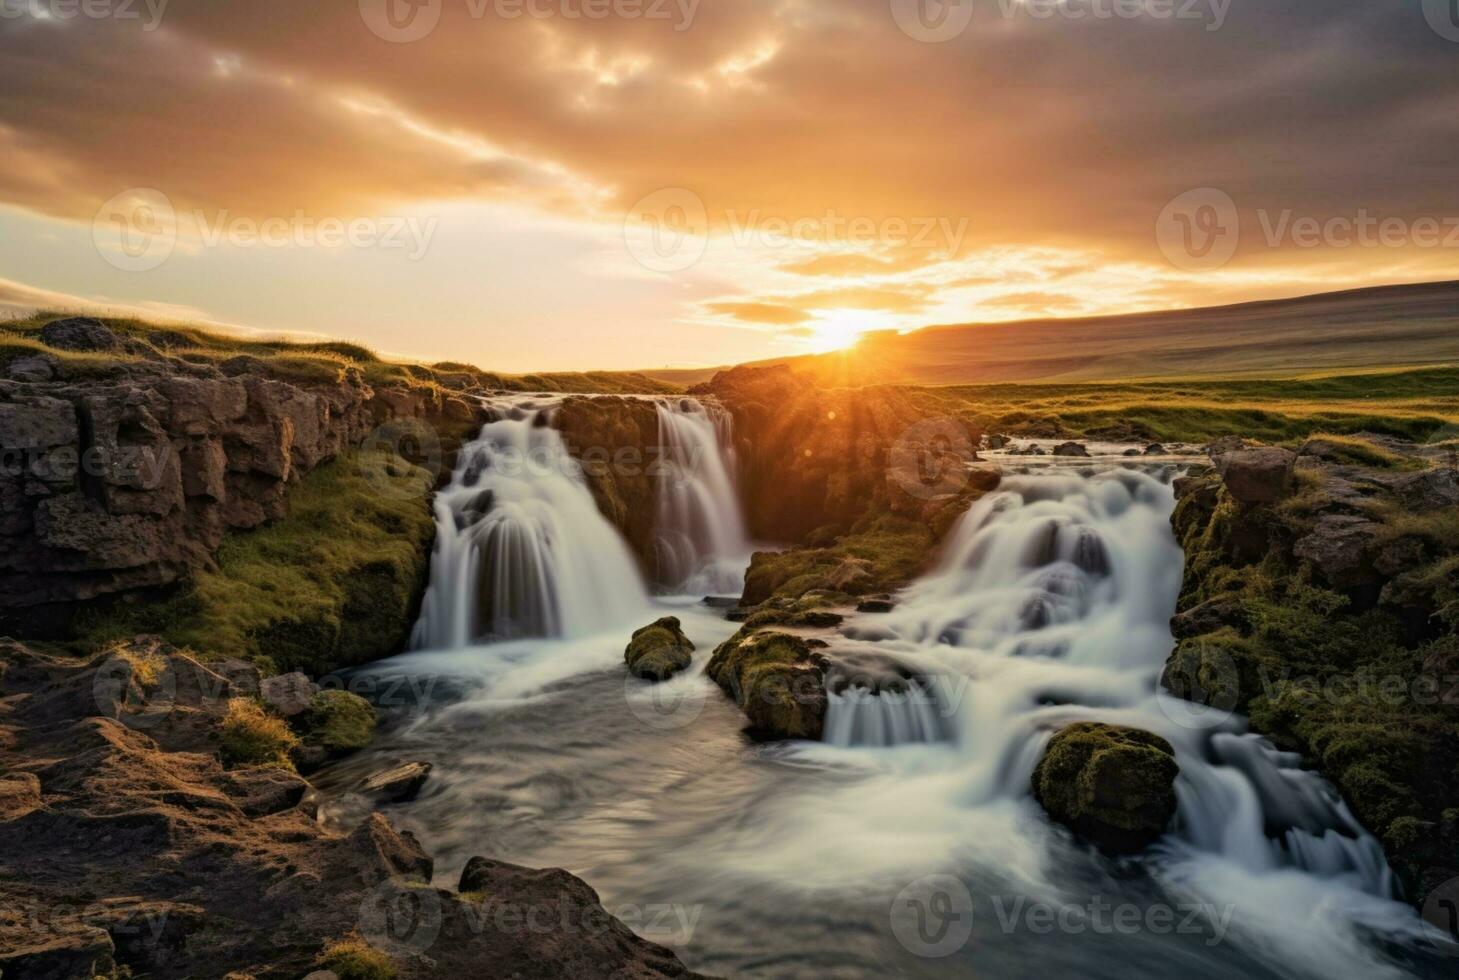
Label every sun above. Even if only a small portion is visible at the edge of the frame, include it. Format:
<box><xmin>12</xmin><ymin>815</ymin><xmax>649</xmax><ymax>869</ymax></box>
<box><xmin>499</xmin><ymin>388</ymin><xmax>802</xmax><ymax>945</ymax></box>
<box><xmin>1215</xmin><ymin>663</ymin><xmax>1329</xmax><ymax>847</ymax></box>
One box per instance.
<box><xmin>806</xmin><ymin>312</ymin><xmax>873</xmax><ymax>352</ymax></box>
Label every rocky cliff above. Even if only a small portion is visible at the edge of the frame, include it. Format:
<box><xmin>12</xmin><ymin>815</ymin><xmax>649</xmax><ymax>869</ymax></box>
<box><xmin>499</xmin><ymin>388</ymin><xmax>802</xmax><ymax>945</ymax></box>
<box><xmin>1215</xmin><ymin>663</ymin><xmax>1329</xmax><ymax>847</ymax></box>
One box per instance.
<box><xmin>1164</xmin><ymin>436</ymin><xmax>1459</xmax><ymax>905</ymax></box>
<box><xmin>0</xmin><ymin>317</ymin><xmax>483</xmax><ymax>637</ymax></box>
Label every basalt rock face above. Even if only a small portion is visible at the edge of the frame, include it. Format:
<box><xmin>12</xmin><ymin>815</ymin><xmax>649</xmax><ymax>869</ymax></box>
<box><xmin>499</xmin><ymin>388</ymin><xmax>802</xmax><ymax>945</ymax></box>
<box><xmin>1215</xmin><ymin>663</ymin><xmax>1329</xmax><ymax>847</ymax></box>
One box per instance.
<box><xmin>554</xmin><ymin>395</ymin><xmax>660</xmax><ymax>571</ymax></box>
<box><xmin>691</xmin><ymin>365</ymin><xmax>984</xmax><ymax>543</ymax></box>
<box><xmin>0</xmin><ymin>371</ymin><xmax>478</xmax><ymax>635</ymax></box>
<box><xmin>1166</xmin><ymin>439</ymin><xmax>1459</xmax><ymax>905</ymax></box>
<box><xmin>0</xmin><ymin>641</ymin><xmax>707</xmax><ymax>979</ymax></box>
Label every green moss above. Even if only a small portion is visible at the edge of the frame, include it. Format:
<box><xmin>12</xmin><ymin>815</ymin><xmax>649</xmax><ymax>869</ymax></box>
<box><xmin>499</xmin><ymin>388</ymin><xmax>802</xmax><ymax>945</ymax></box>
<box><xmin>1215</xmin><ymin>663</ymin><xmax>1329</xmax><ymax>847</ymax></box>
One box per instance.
<box><xmin>1167</xmin><ymin>460</ymin><xmax>1459</xmax><ymax>903</ymax></box>
<box><xmin>1032</xmin><ymin>722</ymin><xmax>1179</xmax><ymax>853</ymax></box>
<box><xmin>218</xmin><ymin>698</ymin><xmax>299</xmax><ymax>770</ymax></box>
<box><xmin>299</xmin><ymin>690</ymin><xmax>376</xmax><ymax>753</ymax></box>
<box><xmin>316</xmin><ymin>939</ymin><xmax>396</xmax><ymax>980</ymax></box>
<box><xmin>624</xmin><ymin>616</ymin><xmax>695</xmax><ymax>680</ymax></box>
<box><xmin>705</xmin><ymin>630</ymin><xmax>828</xmax><ymax>740</ymax></box>
<box><xmin>741</xmin><ymin>515</ymin><xmax>935</xmax><ymax>607</ymax></box>
<box><xmin>77</xmin><ymin>451</ymin><xmax>436</xmax><ymax>675</ymax></box>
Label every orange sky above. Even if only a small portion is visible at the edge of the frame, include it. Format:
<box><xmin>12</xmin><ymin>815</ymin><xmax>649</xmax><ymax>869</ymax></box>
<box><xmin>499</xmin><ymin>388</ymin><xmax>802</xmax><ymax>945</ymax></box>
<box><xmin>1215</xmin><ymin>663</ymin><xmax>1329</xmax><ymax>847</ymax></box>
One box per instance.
<box><xmin>1</xmin><ymin>2</ymin><xmax>1456</xmax><ymax>371</ymax></box>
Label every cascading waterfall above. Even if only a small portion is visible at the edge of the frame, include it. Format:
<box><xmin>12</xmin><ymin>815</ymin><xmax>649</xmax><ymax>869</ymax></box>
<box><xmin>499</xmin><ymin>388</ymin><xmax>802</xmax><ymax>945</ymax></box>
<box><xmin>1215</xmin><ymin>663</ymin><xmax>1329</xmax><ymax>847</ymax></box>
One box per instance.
<box><xmin>653</xmin><ymin>398</ymin><xmax>751</xmax><ymax>595</ymax></box>
<box><xmin>410</xmin><ymin>397</ymin><xmax>650</xmax><ymax>650</ymax></box>
<box><xmin>830</xmin><ymin>468</ymin><xmax>1395</xmax><ymax>897</ymax></box>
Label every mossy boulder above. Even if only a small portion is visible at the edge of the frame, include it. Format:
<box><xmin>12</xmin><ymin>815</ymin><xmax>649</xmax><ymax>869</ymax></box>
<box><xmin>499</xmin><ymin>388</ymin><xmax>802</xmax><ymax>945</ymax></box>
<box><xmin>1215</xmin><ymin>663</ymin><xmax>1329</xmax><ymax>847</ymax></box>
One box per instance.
<box><xmin>1031</xmin><ymin>722</ymin><xmax>1179</xmax><ymax>854</ymax></box>
<box><xmin>297</xmin><ymin>690</ymin><xmax>376</xmax><ymax>755</ymax></box>
<box><xmin>624</xmin><ymin>616</ymin><xmax>695</xmax><ymax>681</ymax></box>
<box><xmin>705</xmin><ymin>630</ymin><xmax>829</xmax><ymax>740</ymax></box>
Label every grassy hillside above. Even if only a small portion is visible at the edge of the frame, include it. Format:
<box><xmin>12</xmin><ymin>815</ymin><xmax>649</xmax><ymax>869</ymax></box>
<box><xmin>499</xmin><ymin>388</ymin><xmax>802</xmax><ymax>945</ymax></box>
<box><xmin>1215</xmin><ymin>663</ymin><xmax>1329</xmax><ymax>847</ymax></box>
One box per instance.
<box><xmin>648</xmin><ymin>280</ymin><xmax>1459</xmax><ymax>388</ymax></box>
<box><xmin>0</xmin><ymin>311</ymin><xmax>680</xmax><ymax>395</ymax></box>
<box><xmin>907</xmin><ymin>365</ymin><xmax>1459</xmax><ymax>444</ymax></box>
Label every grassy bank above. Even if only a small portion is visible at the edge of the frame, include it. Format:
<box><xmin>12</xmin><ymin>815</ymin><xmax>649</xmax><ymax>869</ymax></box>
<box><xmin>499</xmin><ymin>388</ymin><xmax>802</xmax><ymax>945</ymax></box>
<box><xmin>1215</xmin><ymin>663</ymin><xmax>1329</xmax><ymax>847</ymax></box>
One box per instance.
<box><xmin>77</xmin><ymin>451</ymin><xmax>437</xmax><ymax>675</ymax></box>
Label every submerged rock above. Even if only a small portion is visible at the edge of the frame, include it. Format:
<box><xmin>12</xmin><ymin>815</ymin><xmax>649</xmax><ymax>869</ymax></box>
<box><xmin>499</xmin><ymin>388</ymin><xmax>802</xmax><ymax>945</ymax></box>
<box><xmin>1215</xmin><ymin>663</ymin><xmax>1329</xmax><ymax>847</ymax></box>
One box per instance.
<box><xmin>359</xmin><ymin>761</ymin><xmax>433</xmax><ymax>803</ymax></box>
<box><xmin>705</xmin><ymin>630</ymin><xmax>829</xmax><ymax>740</ymax></box>
<box><xmin>1032</xmin><ymin>722</ymin><xmax>1179</xmax><ymax>853</ymax></box>
<box><xmin>1053</xmin><ymin>441</ymin><xmax>1090</xmax><ymax>457</ymax></box>
<box><xmin>624</xmin><ymin>616</ymin><xmax>695</xmax><ymax>681</ymax></box>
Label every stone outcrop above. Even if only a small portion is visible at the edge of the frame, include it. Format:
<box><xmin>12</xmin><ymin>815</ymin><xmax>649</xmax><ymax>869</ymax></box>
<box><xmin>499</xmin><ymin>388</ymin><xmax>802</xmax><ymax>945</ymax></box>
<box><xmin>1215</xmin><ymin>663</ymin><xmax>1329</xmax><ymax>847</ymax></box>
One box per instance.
<box><xmin>705</xmin><ymin>630</ymin><xmax>829</xmax><ymax>740</ymax></box>
<box><xmin>0</xmin><ymin>640</ymin><xmax>706</xmax><ymax>978</ymax></box>
<box><xmin>624</xmin><ymin>616</ymin><xmax>696</xmax><ymax>681</ymax></box>
<box><xmin>1166</xmin><ymin>439</ymin><xmax>1459</xmax><ymax>906</ymax></box>
<box><xmin>1213</xmin><ymin>446</ymin><xmax>1296</xmax><ymax>504</ymax></box>
<box><xmin>691</xmin><ymin>365</ymin><xmax>984</xmax><ymax>542</ymax></box>
<box><xmin>0</xmin><ymin>365</ymin><xmax>483</xmax><ymax>634</ymax></box>
<box><xmin>1031</xmin><ymin>722</ymin><xmax>1179</xmax><ymax>853</ymax></box>
<box><xmin>554</xmin><ymin>395</ymin><xmax>660</xmax><ymax>571</ymax></box>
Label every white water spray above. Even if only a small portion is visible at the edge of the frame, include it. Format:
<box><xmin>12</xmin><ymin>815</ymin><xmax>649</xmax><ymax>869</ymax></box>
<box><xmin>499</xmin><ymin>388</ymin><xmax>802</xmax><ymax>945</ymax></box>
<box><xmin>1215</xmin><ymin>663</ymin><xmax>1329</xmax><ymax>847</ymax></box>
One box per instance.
<box><xmin>653</xmin><ymin>398</ymin><xmax>751</xmax><ymax>595</ymax></box>
<box><xmin>410</xmin><ymin>397</ymin><xmax>650</xmax><ymax>650</ymax></box>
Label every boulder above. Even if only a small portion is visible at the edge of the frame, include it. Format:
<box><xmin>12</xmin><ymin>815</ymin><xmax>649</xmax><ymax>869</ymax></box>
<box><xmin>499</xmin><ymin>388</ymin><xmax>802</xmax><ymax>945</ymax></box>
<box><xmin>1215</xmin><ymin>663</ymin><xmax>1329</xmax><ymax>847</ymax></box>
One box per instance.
<box><xmin>624</xmin><ymin>616</ymin><xmax>695</xmax><ymax>681</ymax></box>
<box><xmin>1205</xmin><ymin>435</ymin><xmax>1246</xmax><ymax>458</ymax></box>
<box><xmin>38</xmin><ymin>317</ymin><xmax>121</xmax><ymax>352</ymax></box>
<box><xmin>1052</xmin><ymin>441</ymin><xmax>1089</xmax><ymax>457</ymax></box>
<box><xmin>1386</xmin><ymin>467</ymin><xmax>1459</xmax><ymax>513</ymax></box>
<box><xmin>705</xmin><ymin>631</ymin><xmax>828</xmax><ymax>740</ymax></box>
<box><xmin>1144</xmin><ymin>443</ymin><xmax>1166</xmax><ymax>455</ymax></box>
<box><xmin>1214</xmin><ymin>447</ymin><xmax>1296</xmax><ymax>504</ymax></box>
<box><xmin>297</xmin><ymin>690</ymin><xmax>376</xmax><ymax>755</ymax></box>
<box><xmin>1032</xmin><ymin>722</ymin><xmax>1179</xmax><ymax>853</ymax></box>
<box><xmin>856</xmin><ymin>596</ymin><xmax>896</xmax><ymax>614</ymax></box>
<box><xmin>1293</xmin><ymin>514</ymin><xmax>1381</xmax><ymax>589</ymax></box>
<box><xmin>358</xmin><ymin>761</ymin><xmax>433</xmax><ymax>803</ymax></box>
<box><xmin>259</xmin><ymin>672</ymin><xmax>319</xmax><ymax>718</ymax></box>
<box><xmin>7</xmin><ymin>355</ymin><xmax>56</xmax><ymax>382</ymax></box>
<box><xmin>987</xmin><ymin>434</ymin><xmax>1010</xmax><ymax>449</ymax></box>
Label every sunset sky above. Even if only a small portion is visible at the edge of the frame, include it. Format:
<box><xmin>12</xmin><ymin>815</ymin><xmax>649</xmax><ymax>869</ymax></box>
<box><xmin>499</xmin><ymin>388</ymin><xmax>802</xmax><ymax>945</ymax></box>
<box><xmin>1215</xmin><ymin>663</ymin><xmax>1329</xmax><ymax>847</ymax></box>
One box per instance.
<box><xmin>1</xmin><ymin>1</ymin><xmax>1456</xmax><ymax>371</ymax></box>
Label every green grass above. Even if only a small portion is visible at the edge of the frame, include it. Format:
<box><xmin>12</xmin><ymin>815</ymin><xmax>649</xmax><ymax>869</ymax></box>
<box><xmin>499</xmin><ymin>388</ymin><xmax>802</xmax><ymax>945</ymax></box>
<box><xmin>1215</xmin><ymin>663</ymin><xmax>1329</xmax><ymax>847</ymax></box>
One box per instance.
<box><xmin>316</xmin><ymin>939</ymin><xmax>396</xmax><ymax>980</ymax></box>
<box><xmin>904</xmin><ymin>366</ymin><xmax>1459</xmax><ymax>444</ymax></box>
<box><xmin>76</xmin><ymin>451</ymin><xmax>437</xmax><ymax>675</ymax></box>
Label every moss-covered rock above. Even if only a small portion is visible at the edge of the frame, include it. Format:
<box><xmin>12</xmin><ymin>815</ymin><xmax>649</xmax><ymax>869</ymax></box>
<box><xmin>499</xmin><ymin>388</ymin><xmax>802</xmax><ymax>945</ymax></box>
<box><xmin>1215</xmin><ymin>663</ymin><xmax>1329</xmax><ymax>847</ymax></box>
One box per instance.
<box><xmin>624</xmin><ymin>616</ymin><xmax>695</xmax><ymax>681</ymax></box>
<box><xmin>1165</xmin><ymin>450</ymin><xmax>1459</xmax><ymax>905</ymax></box>
<box><xmin>554</xmin><ymin>396</ymin><xmax>659</xmax><ymax>573</ymax></box>
<box><xmin>705</xmin><ymin>630</ymin><xmax>829</xmax><ymax>740</ymax></box>
<box><xmin>76</xmin><ymin>451</ymin><xmax>437</xmax><ymax>675</ymax></box>
<box><xmin>297</xmin><ymin>690</ymin><xmax>376</xmax><ymax>755</ymax></box>
<box><xmin>1031</xmin><ymin>722</ymin><xmax>1179</xmax><ymax>854</ymax></box>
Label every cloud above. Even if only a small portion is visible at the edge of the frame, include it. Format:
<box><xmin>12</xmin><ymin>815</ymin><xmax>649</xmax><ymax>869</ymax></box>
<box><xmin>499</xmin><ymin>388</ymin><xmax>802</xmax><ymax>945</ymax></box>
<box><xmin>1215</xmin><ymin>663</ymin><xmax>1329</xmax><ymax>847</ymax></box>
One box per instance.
<box><xmin>705</xmin><ymin>301</ymin><xmax>811</xmax><ymax>325</ymax></box>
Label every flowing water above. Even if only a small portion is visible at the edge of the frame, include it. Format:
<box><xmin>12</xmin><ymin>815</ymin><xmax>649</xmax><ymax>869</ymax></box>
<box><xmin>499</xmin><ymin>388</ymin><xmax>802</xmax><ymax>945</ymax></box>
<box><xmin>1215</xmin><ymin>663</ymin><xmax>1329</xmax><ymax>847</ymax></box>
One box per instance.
<box><xmin>653</xmin><ymin>398</ymin><xmax>752</xmax><ymax>595</ymax></box>
<box><xmin>324</xmin><ymin>419</ymin><xmax>1449</xmax><ymax>979</ymax></box>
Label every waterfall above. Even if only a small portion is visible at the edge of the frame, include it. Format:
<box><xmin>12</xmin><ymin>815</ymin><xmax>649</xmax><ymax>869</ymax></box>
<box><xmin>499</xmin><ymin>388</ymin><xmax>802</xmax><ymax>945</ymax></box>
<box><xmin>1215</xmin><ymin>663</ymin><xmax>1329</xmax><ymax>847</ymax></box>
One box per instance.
<box><xmin>410</xmin><ymin>397</ymin><xmax>650</xmax><ymax>650</ymax></box>
<box><xmin>844</xmin><ymin>468</ymin><xmax>1395</xmax><ymax>897</ymax></box>
<box><xmin>653</xmin><ymin>398</ymin><xmax>751</xmax><ymax>595</ymax></box>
